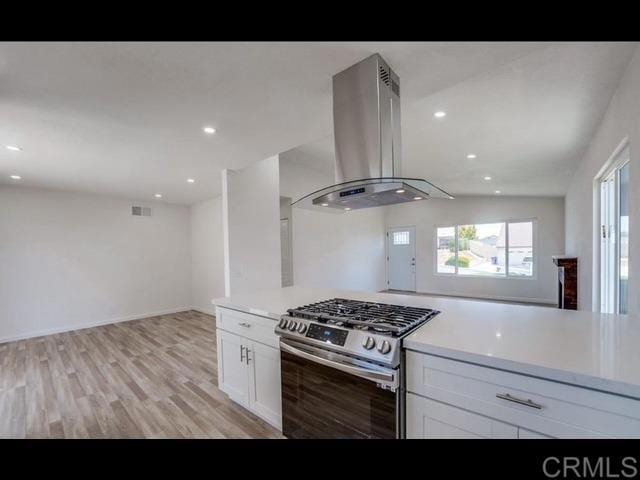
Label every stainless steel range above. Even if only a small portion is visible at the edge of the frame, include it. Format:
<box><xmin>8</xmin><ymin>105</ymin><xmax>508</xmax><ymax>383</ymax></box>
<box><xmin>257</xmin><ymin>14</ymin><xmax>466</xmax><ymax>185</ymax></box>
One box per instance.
<box><xmin>275</xmin><ymin>298</ymin><xmax>439</xmax><ymax>439</ymax></box>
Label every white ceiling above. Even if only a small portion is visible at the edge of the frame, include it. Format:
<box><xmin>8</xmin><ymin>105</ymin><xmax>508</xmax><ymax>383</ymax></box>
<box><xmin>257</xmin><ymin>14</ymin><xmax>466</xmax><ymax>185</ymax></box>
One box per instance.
<box><xmin>1</xmin><ymin>42</ymin><xmax>636</xmax><ymax>204</ymax></box>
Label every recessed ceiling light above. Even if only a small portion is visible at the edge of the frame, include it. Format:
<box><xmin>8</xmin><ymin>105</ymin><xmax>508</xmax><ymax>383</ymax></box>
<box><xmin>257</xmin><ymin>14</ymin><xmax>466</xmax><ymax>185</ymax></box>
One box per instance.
<box><xmin>494</xmin><ymin>190</ymin><xmax>501</xmax><ymax>194</ymax></box>
<box><xmin>466</xmin><ymin>153</ymin><xmax>477</xmax><ymax>159</ymax></box>
<box><xmin>395</xmin><ymin>189</ymin><xmax>405</xmax><ymax>194</ymax></box>
<box><xmin>484</xmin><ymin>176</ymin><xmax>492</xmax><ymax>181</ymax></box>
<box><xmin>344</xmin><ymin>207</ymin><xmax>351</xmax><ymax>211</ymax></box>
<box><xmin>413</xmin><ymin>196</ymin><xmax>422</xmax><ymax>200</ymax></box>
<box><xmin>10</xmin><ymin>175</ymin><xmax>21</xmax><ymax>180</ymax></box>
<box><xmin>187</xmin><ymin>178</ymin><xmax>195</xmax><ymax>183</ymax></box>
<box><xmin>154</xmin><ymin>193</ymin><xmax>162</xmax><ymax>198</ymax></box>
<box><xmin>203</xmin><ymin>126</ymin><xmax>216</xmax><ymax>134</ymax></box>
<box><xmin>6</xmin><ymin>145</ymin><xmax>21</xmax><ymax>152</ymax></box>
<box><xmin>433</xmin><ymin>111</ymin><xmax>446</xmax><ymax>118</ymax></box>
<box><xmin>321</xmin><ymin>203</ymin><xmax>329</xmax><ymax>207</ymax></box>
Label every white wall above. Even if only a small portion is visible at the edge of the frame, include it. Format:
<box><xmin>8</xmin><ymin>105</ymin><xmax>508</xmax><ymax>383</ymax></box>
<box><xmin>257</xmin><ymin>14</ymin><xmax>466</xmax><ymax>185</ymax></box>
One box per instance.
<box><xmin>279</xmin><ymin>151</ymin><xmax>386</xmax><ymax>293</ymax></box>
<box><xmin>0</xmin><ymin>186</ymin><xmax>191</xmax><ymax>342</ymax></box>
<box><xmin>222</xmin><ymin>155</ymin><xmax>281</xmax><ymax>296</ymax></box>
<box><xmin>292</xmin><ymin>208</ymin><xmax>386</xmax><ymax>292</ymax></box>
<box><xmin>565</xmin><ymin>47</ymin><xmax>640</xmax><ymax>313</ymax></box>
<box><xmin>384</xmin><ymin>196</ymin><xmax>565</xmax><ymax>304</ymax></box>
<box><xmin>190</xmin><ymin>196</ymin><xmax>224</xmax><ymax>314</ymax></box>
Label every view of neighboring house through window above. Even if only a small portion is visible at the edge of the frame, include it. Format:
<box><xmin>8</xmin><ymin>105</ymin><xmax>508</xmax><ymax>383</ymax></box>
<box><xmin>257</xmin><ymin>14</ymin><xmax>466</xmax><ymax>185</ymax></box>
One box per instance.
<box><xmin>507</xmin><ymin>222</ymin><xmax>534</xmax><ymax>277</ymax></box>
<box><xmin>436</xmin><ymin>220</ymin><xmax>535</xmax><ymax>277</ymax></box>
<box><xmin>436</xmin><ymin>227</ymin><xmax>456</xmax><ymax>274</ymax></box>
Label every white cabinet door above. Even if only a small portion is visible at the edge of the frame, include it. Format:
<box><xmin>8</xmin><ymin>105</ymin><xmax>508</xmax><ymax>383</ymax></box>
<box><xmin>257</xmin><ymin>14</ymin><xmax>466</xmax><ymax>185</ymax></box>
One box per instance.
<box><xmin>217</xmin><ymin>329</ymin><xmax>249</xmax><ymax>407</ymax></box>
<box><xmin>519</xmin><ymin>428</ymin><xmax>553</xmax><ymax>439</ymax></box>
<box><xmin>407</xmin><ymin>393</ymin><xmax>517</xmax><ymax>439</ymax></box>
<box><xmin>248</xmin><ymin>341</ymin><xmax>282</xmax><ymax>430</ymax></box>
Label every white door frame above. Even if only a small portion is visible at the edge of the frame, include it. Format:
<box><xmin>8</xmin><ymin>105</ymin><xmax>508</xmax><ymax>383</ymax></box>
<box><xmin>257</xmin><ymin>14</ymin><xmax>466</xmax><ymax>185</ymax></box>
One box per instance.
<box><xmin>385</xmin><ymin>226</ymin><xmax>417</xmax><ymax>292</ymax></box>
<box><xmin>280</xmin><ymin>217</ymin><xmax>293</xmax><ymax>287</ymax></box>
<box><xmin>593</xmin><ymin>138</ymin><xmax>630</xmax><ymax>313</ymax></box>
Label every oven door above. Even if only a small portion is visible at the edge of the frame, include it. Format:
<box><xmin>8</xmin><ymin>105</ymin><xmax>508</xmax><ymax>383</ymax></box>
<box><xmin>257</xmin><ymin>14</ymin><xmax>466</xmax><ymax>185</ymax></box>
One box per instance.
<box><xmin>280</xmin><ymin>337</ymin><xmax>398</xmax><ymax>439</ymax></box>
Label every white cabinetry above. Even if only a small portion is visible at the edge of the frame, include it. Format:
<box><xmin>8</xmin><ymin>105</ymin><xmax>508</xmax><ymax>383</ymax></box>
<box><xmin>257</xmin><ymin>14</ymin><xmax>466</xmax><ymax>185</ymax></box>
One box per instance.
<box><xmin>406</xmin><ymin>350</ymin><xmax>640</xmax><ymax>439</ymax></box>
<box><xmin>407</xmin><ymin>394</ymin><xmax>517</xmax><ymax>439</ymax></box>
<box><xmin>216</xmin><ymin>307</ymin><xmax>282</xmax><ymax>430</ymax></box>
<box><xmin>217</xmin><ymin>329</ymin><xmax>250</xmax><ymax>407</ymax></box>
<box><xmin>247</xmin><ymin>340</ymin><xmax>282</xmax><ymax>426</ymax></box>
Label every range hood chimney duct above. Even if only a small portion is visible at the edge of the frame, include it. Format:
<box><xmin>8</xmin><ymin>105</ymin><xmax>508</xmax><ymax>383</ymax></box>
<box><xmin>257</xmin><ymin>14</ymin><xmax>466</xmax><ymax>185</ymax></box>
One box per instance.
<box><xmin>292</xmin><ymin>53</ymin><xmax>452</xmax><ymax>212</ymax></box>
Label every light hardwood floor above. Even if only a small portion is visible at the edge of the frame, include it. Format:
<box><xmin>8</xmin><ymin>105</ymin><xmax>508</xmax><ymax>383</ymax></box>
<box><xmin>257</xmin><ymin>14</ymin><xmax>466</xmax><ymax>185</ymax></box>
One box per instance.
<box><xmin>0</xmin><ymin>311</ymin><xmax>282</xmax><ymax>439</ymax></box>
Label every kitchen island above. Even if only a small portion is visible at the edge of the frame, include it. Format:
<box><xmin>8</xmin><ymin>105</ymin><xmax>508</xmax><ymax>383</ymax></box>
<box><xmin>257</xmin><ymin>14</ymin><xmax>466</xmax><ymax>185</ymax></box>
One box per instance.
<box><xmin>212</xmin><ymin>286</ymin><xmax>640</xmax><ymax>438</ymax></box>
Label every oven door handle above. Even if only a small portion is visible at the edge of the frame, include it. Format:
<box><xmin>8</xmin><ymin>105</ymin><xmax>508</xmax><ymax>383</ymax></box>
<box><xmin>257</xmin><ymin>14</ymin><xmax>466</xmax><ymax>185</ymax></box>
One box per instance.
<box><xmin>279</xmin><ymin>339</ymin><xmax>397</xmax><ymax>389</ymax></box>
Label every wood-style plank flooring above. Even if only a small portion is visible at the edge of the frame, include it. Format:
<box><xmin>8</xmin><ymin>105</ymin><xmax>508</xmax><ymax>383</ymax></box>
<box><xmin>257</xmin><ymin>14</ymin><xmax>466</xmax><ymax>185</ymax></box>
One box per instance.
<box><xmin>0</xmin><ymin>311</ymin><xmax>282</xmax><ymax>439</ymax></box>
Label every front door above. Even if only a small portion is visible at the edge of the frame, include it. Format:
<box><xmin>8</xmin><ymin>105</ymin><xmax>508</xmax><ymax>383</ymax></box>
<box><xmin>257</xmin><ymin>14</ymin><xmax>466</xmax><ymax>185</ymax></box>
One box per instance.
<box><xmin>386</xmin><ymin>226</ymin><xmax>416</xmax><ymax>292</ymax></box>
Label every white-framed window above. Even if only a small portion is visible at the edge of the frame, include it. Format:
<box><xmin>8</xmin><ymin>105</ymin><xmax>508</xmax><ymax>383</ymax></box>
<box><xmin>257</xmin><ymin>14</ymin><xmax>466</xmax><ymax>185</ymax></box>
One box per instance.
<box><xmin>436</xmin><ymin>220</ymin><xmax>536</xmax><ymax>278</ymax></box>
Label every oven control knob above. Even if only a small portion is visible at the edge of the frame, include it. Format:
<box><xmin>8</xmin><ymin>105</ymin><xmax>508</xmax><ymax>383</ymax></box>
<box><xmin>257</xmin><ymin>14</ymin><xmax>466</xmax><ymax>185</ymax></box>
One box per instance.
<box><xmin>278</xmin><ymin>318</ymin><xmax>289</xmax><ymax>329</ymax></box>
<box><xmin>287</xmin><ymin>321</ymin><xmax>298</xmax><ymax>331</ymax></box>
<box><xmin>378</xmin><ymin>340</ymin><xmax>391</xmax><ymax>355</ymax></box>
<box><xmin>362</xmin><ymin>336</ymin><xmax>376</xmax><ymax>350</ymax></box>
<box><xmin>297</xmin><ymin>323</ymin><xmax>307</xmax><ymax>334</ymax></box>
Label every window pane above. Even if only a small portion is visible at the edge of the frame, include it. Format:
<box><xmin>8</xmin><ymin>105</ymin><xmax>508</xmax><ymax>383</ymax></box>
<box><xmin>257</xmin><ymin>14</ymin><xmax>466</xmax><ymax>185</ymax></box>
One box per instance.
<box><xmin>507</xmin><ymin>222</ymin><xmax>533</xmax><ymax>277</ymax></box>
<box><xmin>619</xmin><ymin>162</ymin><xmax>629</xmax><ymax>314</ymax></box>
<box><xmin>436</xmin><ymin>227</ymin><xmax>455</xmax><ymax>273</ymax></box>
<box><xmin>457</xmin><ymin>223</ymin><xmax>505</xmax><ymax>276</ymax></box>
<box><xmin>393</xmin><ymin>231</ymin><xmax>410</xmax><ymax>245</ymax></box>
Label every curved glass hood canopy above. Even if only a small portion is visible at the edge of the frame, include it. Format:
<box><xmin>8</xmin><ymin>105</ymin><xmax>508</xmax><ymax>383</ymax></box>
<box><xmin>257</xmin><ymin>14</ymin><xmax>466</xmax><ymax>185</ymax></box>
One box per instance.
<box><xmin>292</xmin><ymin>177</ymin><xmax>453</xmax><ymax>213</ymax></box>
<box><xmin>292</xmin><ymin>53</ymin><xmax>453</xmax><ymax>213</ymax></box>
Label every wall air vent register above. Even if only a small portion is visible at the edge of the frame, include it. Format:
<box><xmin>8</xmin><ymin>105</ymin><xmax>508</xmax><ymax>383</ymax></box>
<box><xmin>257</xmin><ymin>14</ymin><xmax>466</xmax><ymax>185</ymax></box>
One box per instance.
<box><xmin>131</xmin><ymin>206</ymin><xmax>152</xmax><ymax>217</ymax></box>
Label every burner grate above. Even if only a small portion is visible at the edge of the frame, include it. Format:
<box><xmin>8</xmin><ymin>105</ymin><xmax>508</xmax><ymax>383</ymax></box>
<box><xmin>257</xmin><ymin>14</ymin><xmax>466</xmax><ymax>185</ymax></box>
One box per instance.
<box><xmin>287</xmin><ymin>298</ymin><xmax>439</xmax><ymax>336</ymax></box>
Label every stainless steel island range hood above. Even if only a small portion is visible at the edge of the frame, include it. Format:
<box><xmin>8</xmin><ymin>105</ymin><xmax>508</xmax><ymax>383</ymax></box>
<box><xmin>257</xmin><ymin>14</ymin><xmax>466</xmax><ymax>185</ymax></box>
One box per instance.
<box><xmin>292</xmin><ymin>53</ymin><xmax>453</xmax><ymax>212</ymax></box>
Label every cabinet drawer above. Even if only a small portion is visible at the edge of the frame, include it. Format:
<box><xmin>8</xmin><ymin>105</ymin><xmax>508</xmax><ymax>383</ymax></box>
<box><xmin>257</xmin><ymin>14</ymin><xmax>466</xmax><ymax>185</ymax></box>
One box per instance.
<box><xmin>407</xmin><ymin>393</ymin><xmax>517</xmax><ymax>439</ymax></box>
<box><xmin>407</xmin><ymin>351</ymin><xmax>640</xmax><ymax>438</ymax></box>
<box><xmin>216</xmin><ymin>307</ymin><xmax>278</xmax><ymax>348</ymax></box>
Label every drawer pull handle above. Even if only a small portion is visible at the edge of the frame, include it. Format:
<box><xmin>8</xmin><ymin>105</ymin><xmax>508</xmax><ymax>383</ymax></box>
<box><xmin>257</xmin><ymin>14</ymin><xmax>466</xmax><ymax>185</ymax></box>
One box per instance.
<box><xmin>496</xmin><ymin>393</ymin><xmax>543</xmax><ymax>410</ymax></box>
<box><xmin>238</xmin><ymin>322</ymin><xmax>251</xmax><ymax>328</ymax></box>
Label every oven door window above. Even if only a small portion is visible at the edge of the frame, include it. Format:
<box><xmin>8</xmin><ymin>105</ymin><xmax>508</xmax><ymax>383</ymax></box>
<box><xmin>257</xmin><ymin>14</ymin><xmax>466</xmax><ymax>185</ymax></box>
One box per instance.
<box><xmin>281</xmin><ymin>349</ymin><xmax>396</xmax><ymax>439</ymax></box>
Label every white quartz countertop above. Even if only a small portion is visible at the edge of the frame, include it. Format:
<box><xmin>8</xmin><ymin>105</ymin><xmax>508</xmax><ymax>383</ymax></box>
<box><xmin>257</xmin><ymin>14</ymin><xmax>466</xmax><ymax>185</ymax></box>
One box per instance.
<box><xmin>212</xmin><ymin>286</ymin><xmax>640</xmax><ymax>399</ymax></box>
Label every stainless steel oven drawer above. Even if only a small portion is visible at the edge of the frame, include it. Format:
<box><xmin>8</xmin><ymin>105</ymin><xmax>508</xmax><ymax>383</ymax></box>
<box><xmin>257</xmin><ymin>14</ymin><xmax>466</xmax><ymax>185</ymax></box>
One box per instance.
<box><xmin>279</xmin><ymin>339</ymin><xmax>398</xmax><ymax>439</ymax></box>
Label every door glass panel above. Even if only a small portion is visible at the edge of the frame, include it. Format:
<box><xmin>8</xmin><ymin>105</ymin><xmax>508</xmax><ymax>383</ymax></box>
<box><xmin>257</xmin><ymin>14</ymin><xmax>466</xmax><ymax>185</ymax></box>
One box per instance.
<box><xmin>436</xmin><ymin>227</ymin><xmax>455</xmax><ymax>273</ymax></box>
<box><xmin>393</xmin><ymin>231</ymin><xmax>410</xmax><ymax>245</ymax></box>
<box><xmin>619</xmin><ymin>162</ymin><xmax>629</xmax><ymax>314</ymax></box>
<box><xmin>457</xmin><ymin>223</ymin><xmax>505</xmax><ymax>276</ymax></box>
<box><xmin>508</xmin><ymin>222</ymin><xmax>534</xmax><ymax>277</ymax></box>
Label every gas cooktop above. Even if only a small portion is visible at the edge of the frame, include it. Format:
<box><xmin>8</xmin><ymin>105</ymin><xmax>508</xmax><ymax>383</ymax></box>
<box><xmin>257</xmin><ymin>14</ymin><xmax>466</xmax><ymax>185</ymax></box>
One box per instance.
<box><xmin>285</xmin><ymin>298</ymin><xmax>439</xmax><ymax>338</ymax></box>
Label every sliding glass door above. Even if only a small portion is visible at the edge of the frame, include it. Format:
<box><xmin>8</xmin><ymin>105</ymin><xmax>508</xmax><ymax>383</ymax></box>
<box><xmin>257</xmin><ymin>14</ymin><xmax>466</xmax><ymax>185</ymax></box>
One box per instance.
<box><xmin>619</xmin><ymin>161</ymin><xmax>630</xmax><ymax>314</ymax></box>
<box><xmin>599</xmin><ymin>146</ymin><xmax>630</xmax><ymax>314</ymax></box>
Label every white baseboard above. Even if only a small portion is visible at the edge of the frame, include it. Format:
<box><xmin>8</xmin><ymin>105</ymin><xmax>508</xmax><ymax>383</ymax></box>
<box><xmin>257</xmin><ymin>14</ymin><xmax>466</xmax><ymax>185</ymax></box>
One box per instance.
<box><xmin>0</xmin><ymin>306</ymin><xmax>193</xmax><ymax>345</ymax></box>
<box><xmin>191</xmin><ymin>307</ymin><xmax>217</xmax><ymax>317</ymax></box>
